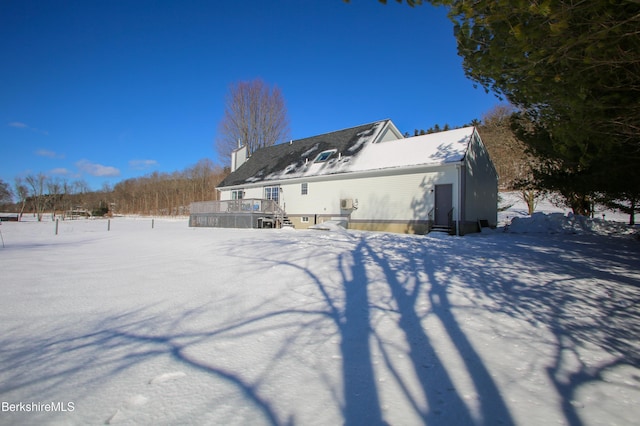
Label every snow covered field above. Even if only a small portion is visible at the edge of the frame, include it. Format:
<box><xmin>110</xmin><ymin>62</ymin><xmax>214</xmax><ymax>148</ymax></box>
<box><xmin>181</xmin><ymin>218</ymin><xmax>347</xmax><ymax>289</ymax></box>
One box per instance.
<box><xmin>1</xmin><ymin>199</ymin><xmax>638</xmax><ymax>425</ymax></box>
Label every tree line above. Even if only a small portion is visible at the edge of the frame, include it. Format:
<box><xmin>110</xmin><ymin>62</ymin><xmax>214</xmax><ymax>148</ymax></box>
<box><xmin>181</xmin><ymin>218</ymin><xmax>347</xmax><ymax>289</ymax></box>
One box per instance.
<box><xmin>0</xmin><ymin>159</ymin><xmax>227</xmax><ymax>220</ymax></box>
<box><xmin>111</xmin><ymin>159</ymin><xmax>226</xmax><ymax>216</ymax></box>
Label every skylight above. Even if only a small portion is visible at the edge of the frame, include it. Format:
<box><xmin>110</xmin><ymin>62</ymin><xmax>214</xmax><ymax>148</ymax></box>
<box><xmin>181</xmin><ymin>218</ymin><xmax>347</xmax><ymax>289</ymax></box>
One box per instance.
<box><xmin>314</xmin><ymin>149</ymin><xmax>336</xmax><ymax>163</ymax></box>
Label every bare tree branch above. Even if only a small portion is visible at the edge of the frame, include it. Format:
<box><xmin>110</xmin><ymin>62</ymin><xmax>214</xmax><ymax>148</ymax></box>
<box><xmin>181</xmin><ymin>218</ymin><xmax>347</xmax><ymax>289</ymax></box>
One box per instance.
<box><xmin>216</xmin><ymin>79</ymin><xmax>290</xmax><ymax>164</ymax></box>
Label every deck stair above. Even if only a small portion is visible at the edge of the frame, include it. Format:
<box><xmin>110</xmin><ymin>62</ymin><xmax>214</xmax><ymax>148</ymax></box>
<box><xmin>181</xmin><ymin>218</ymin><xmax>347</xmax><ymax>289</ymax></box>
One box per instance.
<box><xmin>281</xmin><ymin>215</ymin><xmax>294</xmax><ymax>228</ymax></box>
<box><xmin>276</xmin><ymin>207</ymin><xmax>294</xmax><ymax>228</ymax></box>
<box><xmin>429</xmin><ymin>224</ymin><xmax>452</xmax><ymax>234</ymax></box>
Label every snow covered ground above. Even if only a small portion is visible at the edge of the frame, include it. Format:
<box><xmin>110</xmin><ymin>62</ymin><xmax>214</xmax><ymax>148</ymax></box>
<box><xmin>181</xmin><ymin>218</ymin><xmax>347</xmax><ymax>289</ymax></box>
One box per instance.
<box><xmin>0</xmin><ymin>197</ymin><xmax>638</xmax><ymax>425</ymax></box>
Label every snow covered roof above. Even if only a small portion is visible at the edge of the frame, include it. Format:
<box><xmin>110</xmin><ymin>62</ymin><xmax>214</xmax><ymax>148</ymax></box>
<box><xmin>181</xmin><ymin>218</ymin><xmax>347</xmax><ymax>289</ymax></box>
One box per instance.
<box><xmin>349</xmin><ymin>126</ymin><xmax>474</xmax><ymax>172</ymax></box>
<box><xmin>218</xmin><ymin>120</ymin><xmax>474</xmax><ymax>188</ymax></box>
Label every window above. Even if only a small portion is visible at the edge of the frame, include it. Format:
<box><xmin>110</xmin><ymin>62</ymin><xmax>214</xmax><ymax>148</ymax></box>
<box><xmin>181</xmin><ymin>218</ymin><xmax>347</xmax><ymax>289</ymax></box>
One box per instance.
<box><xmin>301</xmin><ymin>182</ymin><xmax>308</xmax><ymax>195</ymax></box>
<box><xmin>264</xmin><ymin>186</ymin><xmax>279</xmax><ymax>203</ymax></box>
<box><xmin>301</xmin><ymin>216</ymin><xmax>309</xmax><ymax>223</ymax></box>
<box><xmin>231</xmin><ymin>190</ymin><xmax>244</xmax><ymax>200</ymax></box>
<box><xmin>314</xmin><ymin>149</ymin><xmax>336</xmax><ymax>163</ymax></box>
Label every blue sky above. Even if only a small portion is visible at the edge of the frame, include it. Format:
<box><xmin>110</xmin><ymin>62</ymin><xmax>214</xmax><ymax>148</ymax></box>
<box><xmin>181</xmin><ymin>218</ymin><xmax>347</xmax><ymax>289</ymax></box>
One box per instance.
<box><xmin>1</xmin><ymin>0</ymin><xmax>500</xmax><ymax>191</ymax></box>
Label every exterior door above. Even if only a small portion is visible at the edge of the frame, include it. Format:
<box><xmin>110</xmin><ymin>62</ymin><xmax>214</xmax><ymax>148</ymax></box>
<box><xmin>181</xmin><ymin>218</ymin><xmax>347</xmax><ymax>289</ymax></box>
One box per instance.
<box><xmin>434</xmin><ymin>184</ymin><xmax>453</xmax><ymax>226</ymax></box>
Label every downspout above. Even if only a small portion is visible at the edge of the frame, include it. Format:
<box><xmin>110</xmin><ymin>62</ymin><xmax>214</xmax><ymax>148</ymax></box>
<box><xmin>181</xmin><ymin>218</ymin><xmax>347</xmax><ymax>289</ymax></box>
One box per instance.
<box><xmin>280</xmin><ymin>186</ymin><xmax>285</xmax><ymax>212</ymax></box>
<box><xmin>456</xmin><ymin>163</ymin><xmax>463</xmax><ymax>236</ymax></box>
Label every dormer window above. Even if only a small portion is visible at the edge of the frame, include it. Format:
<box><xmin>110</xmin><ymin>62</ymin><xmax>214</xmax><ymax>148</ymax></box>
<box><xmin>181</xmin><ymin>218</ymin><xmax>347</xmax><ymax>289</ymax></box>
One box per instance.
<box><xmin>314</xmin><ymin>149</ymin><xmax>337</xmax><ymax>163</ymax></box>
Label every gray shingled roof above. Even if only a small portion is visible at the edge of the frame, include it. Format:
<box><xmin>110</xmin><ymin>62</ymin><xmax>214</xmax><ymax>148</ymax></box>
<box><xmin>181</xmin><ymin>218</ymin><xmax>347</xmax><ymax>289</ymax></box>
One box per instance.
<box><xmin>218</xmin><ymin>120</ymin><xmax>390</xmax><ymax>188</ymax></box>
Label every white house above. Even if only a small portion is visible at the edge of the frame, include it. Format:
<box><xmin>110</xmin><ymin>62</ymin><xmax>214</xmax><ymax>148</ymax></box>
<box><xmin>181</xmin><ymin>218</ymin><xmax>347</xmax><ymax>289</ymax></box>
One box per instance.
<box><xmin>190</xmin><ymin>119</ymin><xmax>498</xmax><ymax>235</ymax></box>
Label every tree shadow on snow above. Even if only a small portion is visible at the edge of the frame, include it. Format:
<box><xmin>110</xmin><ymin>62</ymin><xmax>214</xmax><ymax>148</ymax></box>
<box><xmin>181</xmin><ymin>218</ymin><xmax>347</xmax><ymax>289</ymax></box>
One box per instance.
<box><xmin>0</xmin><ymin>301</ymin><xmax>301</xmax><ymax>424</ymax></box>
<box><xmin>224</xmin><ymin>230</ymin><xmax>516</xmax><ymax>425</ymax></box>
<box><xmin>359</xmin><ymin>234</ymin><xmax>514</xmax><ymax>425</ymax></box>
<box><xmin>227</xmin><ymin>235</ymin><xmax>386</xmax><ymax>424</ymax></box>
<box><xmin>3</xmin><ymin>229</ymin><xmax>635</xmax><ymax>425</ymax></box>
<box><xmin>432</xmin><ymin>232</ymin><xmax>640</xmax><ymax>426</ymax></box>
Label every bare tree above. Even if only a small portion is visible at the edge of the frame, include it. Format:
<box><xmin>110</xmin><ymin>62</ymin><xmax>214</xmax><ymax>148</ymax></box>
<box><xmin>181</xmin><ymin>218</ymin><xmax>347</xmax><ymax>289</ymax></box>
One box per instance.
<box><xmin>25</xmin><ymin>173</ymin><xmax>48</xmax><ymax>221</ymax></box>
<box><xmin>69</xmin><ymin>179</ymin><xmax>90</xmax><ymax>212</ymax></box>
<box><xmin>14</xmin><ymin>178</ymin><xmax>28</xmax><ymax>219</ymax></box>
<box><xmin>0</xmin><ymin>179</ymin><xmax>13</xmax><ymax>208</ymax></box>
<box><xmin>216</xmin><ymin>79</ymin><xmax>290</xmax><ymax>164</ymax></box>
<box><xmin>47</xmin><ymin>177</ymin><xmax>65</xmax><ymax>220</ymax></box>
<box><xmin>185</xmin><ymin>158</ymin><xmax>225</xmax><ymax>202</ymax></box>
<box><xmin>478</xmin><ymin>105</ymin><xmax>536</xmax><ymax>191</ymax></box>
<box><xmin>478</xmin><ymin>105</ymin><xmax>545</xmax><ymax>214</ymax></box>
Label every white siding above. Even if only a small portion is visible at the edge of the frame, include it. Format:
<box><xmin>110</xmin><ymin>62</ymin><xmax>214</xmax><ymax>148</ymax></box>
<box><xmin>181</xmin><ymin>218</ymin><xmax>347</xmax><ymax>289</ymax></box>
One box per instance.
<box><xmin>245</xmin><ymin>187</ymin><xmax>267</xmax><ymax>199</ymax></box>
<box><xmin>463</xmin><ymin>130</ymin><xmax>498</xmax><ymax>226</ymax></box>
<box><xmin>279</xmin><ymin>167</ymin><xmax>460</xmax><ymax>223</ymax></box>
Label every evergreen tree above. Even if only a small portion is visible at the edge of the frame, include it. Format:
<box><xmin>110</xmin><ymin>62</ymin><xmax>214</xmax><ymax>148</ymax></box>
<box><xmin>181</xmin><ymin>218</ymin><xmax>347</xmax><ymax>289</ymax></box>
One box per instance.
<box><xmin>432</xmin><ymin>0</ymin><xmax>640</xmax><ymax>214</ymax></box>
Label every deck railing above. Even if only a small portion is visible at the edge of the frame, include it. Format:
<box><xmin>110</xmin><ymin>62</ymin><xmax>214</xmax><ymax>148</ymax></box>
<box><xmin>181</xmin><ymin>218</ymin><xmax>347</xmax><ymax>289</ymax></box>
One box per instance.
<box><xmin>190</xmin><ymin>199</ymin><xmax>284</xmax><ymax>215</ymax></box>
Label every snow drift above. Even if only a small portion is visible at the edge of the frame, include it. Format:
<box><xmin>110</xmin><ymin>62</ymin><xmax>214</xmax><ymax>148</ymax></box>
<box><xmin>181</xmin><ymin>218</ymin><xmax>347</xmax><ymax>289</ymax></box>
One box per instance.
<box><xmin>507</xmin><ymin>212</ymin><xmax>638</xmax><ymax>237</ymax></box>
